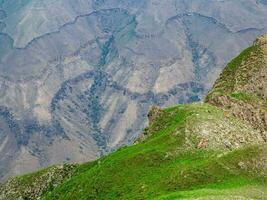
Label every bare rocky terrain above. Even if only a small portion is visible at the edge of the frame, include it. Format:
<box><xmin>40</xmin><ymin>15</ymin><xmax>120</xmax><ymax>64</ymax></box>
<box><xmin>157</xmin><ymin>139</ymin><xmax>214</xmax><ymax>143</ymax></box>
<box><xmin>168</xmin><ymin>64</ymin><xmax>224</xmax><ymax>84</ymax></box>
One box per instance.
<box><xmin>0</xmin><ymin>0</ymin><xmax>267</xmax><ymax>181</ymax></box>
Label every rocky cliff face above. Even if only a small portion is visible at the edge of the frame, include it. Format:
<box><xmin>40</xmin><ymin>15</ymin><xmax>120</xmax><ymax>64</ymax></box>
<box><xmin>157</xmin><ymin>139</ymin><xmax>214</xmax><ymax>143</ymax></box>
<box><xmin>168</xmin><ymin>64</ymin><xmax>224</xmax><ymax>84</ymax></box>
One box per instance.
<box><xmin>0</xmin><ymin>0</ymin><xmax>267</xmax><ymax>181</ymax></box>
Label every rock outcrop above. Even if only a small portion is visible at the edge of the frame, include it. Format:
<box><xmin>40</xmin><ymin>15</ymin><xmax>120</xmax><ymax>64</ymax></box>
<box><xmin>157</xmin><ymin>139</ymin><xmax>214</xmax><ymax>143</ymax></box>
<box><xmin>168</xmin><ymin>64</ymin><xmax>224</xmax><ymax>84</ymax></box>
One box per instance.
<box><xmin>206</xmin><ymin>34</ymin><xmax>267</xmax><ymax>140</ymax></box>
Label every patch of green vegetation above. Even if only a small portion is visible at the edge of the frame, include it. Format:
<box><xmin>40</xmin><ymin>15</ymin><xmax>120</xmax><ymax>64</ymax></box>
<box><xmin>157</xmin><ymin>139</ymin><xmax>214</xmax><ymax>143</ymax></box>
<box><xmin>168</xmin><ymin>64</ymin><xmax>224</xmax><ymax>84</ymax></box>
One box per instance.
<box><xmin>1</xmin><ymin>104</ymin><xmax>266</xmax><ymax>200</ymax></box>
<box><xmin>155</xmin><ymin>185</ymin><xmax>267</xmax><ymax>200</ymax></box>
<box><xmin>229</xmin><ymin>92</ymin><xmax>267</xmax><ymax>107</ymax></box>
<box><xmin>230</xmin><ymin>92</ymin><xmax>252</xmax><ymax>102</ymax></box>
<box><xmin>40</xmin><ymin>104</ymin><xmax>267</xmax><ymax>200</ymax></box>
<box><xmin>227</xmin><ymin>46</ymin><xmax>255</xmax><ymax>71</ymax></box>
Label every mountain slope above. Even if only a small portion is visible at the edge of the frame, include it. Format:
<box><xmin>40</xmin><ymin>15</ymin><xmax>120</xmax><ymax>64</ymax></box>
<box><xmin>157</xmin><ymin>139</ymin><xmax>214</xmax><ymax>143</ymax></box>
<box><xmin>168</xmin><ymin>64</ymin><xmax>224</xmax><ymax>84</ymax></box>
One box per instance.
<box><xmin>206</xmin><ymin>35</ymin><xmax>267</xmax><ymax>137</ymax></box>
<box><xmin>1</xmin><ymin>0</ymin><xmax>267</xmax><ymax>181</ymax></box>
<box><xmin>1</xmin><ymin>104</ymin><xmax>267</xmax><ymax>200</ymax></box>
<box><xmin>1</xmin><ymin>35</ymin><xmax>267</xmax><ymax>200</ymax></box>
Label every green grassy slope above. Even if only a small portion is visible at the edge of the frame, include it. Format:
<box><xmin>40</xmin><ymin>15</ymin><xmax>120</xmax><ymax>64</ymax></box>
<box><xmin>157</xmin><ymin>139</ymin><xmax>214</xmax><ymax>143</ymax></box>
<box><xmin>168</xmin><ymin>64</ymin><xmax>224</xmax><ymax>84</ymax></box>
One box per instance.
<box><xmin>1</xmin><ymin>35</ymin><xmax>267</xmax><ymax>200</ymax></box>
<box><xmin>2</xmin><ymin>104</ymin><xmax>266</xmax><ymax>200</ymax></box>
<box><xmin>41</xmin><ymin>104</ymin><xmax>267</xmax><ymax>200</ymax></box>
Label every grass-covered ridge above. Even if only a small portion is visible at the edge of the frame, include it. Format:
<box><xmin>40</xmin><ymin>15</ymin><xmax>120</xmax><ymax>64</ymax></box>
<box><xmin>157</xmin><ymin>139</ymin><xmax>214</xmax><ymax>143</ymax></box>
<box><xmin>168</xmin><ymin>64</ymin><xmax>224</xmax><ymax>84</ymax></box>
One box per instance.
<box><xmin>41</xmin><ymin>104</ymin><xmax>266</xmax><ymax>200</ymax></box>
<box><xmin>1</xmin><ymin>104</ymin><xmax>266</xmax><ymax>200</ymax></box>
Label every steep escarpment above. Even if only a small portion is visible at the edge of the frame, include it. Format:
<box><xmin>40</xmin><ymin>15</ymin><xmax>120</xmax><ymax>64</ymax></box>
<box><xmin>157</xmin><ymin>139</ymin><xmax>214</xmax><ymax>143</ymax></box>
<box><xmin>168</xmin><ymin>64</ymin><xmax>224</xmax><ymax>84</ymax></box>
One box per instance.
<box><xmin>1</xmin><ymin>35</ymin><xmax>267</xmax><ymax>200</ymax></box>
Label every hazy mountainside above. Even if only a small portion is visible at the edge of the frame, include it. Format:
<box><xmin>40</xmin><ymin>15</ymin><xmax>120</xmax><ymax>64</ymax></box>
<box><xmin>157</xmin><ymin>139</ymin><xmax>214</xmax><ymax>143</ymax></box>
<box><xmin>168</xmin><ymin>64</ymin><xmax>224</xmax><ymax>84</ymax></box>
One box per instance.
<box><xmin>1</xmin><ymin>0</ymin><xmax>267</xmax><ymax>181</ymax></box>
<box><xmin>0</xmin><ymin>35</ymin><xmax>267</xmax><ymax>200</ymax></box>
